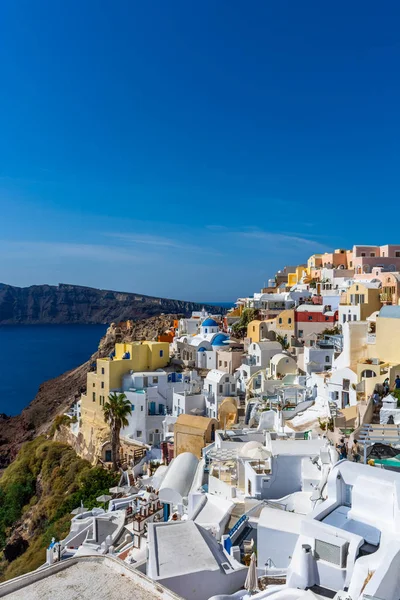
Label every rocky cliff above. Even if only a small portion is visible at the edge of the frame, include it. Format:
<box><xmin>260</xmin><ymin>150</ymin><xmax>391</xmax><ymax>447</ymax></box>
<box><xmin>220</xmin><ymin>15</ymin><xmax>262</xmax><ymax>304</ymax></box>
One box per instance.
<box><xmin>0</xmin><ymin>283</ymin><xmax>223</xmax><ymax>324</ymax></box>
<box><xmin>0</xmin><ymin>314</ymin><xmax>184</xmax><ymax>469</ymax></box>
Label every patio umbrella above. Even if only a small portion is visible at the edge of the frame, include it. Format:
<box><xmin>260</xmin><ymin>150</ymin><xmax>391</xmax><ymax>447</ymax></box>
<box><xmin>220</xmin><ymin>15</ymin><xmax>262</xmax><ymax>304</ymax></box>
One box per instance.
<box><xmin>96</xmin><ymin>494</ymin><xmax>112</xmax><ymax>507</ymax></box>
<box><xmin>247</xmin><ymin>446</ymin><xmax>271</xmax><ymax>471</ymax></box>
<box><xmin>244</xmin><ymin>552</ymin><xmax>258</xmax><ymax>593</ymax></box>
<box><xmin>71</xmin><ymin>505</ymin><xmax>88</xmax><ymax>515</ymax></box>
<box><xmin>109</xmin><ymin>486</ymin><xmax>127</xmax><ymax>495</ymax></box>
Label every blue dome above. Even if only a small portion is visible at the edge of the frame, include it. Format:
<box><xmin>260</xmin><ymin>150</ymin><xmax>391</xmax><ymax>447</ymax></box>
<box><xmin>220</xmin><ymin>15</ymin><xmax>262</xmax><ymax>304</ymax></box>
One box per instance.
<box><xmin>202</xmin><ymin>318</ymin><xmax>218</xmax><ymax>327</ymax></box>
<box><xmin>198</xmin><ymin>347</ymin><xmax>207</xmax><ymax>352</ymax></box>
<box><xmin>212</xmin><ymin>333</ymin><xmax>229</xmax><ymax>347</ymax></box>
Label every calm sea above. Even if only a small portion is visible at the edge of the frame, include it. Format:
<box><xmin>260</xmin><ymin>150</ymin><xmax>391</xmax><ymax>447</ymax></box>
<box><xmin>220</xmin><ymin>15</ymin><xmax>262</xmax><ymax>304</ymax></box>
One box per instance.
<box><xmin>0</xmin><ymin>324</ymin><xmax>107</xmax><ymax>416</ymax></box>
<box><xmin>0</xmin><ymin>305</ymin><xmax>233</xmax><ymax>417</ymax></box>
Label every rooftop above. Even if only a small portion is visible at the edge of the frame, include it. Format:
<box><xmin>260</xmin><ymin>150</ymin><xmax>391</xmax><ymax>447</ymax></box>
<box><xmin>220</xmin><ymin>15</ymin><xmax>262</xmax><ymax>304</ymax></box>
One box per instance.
<box><xmin>0</xmin><ymin>556</ymin><xmax>182</xmax><ymax>600</ymax></box>
<box><xmin>175</xmin><ymin>414</ymin><xmax>215</xmax><ymax>429</ymax></box>
<box><xmin>379</xmin><ymin>305</ymin><xmax>400</xmax><ymax>319</ymax></box>
<box><xmin>148</xmin><ymin>521</ymin><xmax>229</xmax><ymax>579</ymax></box>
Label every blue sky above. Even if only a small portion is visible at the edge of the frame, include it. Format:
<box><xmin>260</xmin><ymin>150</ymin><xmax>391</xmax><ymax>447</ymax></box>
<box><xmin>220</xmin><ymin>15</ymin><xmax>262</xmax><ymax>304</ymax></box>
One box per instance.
<box><xmin>0</xmin><ymin>0</ymin><xmax>399</xmax><ymax>301</ymax></box>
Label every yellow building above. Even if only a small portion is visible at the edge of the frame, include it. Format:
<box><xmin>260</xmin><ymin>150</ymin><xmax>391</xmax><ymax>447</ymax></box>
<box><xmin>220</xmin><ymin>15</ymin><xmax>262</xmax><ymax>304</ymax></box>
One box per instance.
<box><xmin>246</xmin><ymin>320</ymin><xmax>269</xmax><ymax>343</ymax></box>
<box><xmin>275</xmin><ymin>309</ymin><xmax>295</xmax><ymax>335</ymax></box>
<box><xmin>287</xmin><ymin>265</ymin><xmax>310</xmax><ymax>287</ymax></box>
<box><xmin>340</xmin><ymin>282</ymin><xmax>382</xmax><ymax>321</ymax></box>
<box><xmin>80</xmin><ymin>341</ymin><xmax>169</xmax><ymax>459</ymax></box>
<box><xmin>218</xmin><ymin>397</ymin><xmax>239</xmax><ymax>430</ymax></box>
<box><xmin>351</xmin><ymin>306</ymin><xmax>400</xmax><ymax>396</ymax></box>
<box><xmin>374</xmin><ymin>306</ymin><xmax>400</xmax><ymax>364</ymax></box>
<box><xmin>174</xmin><ymin>415</ymin><xmax>219</xmax><ymax>458</ymax></box>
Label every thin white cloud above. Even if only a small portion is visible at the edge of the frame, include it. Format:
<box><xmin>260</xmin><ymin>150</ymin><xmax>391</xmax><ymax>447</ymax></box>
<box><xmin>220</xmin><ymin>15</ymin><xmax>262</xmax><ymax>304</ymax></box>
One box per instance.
<box><xmin>238</xmin><ymin>230</ymin><xmax>321</xmax><ymax>246</ymax></box>
<box><xmin>0</xmin><ymin>241</ymin><xmax>152</xmax><ymax>263</ymax></box>
<box><xmin>106</xmin><ymin>232</ymin><xmax>224</xmax><ymax>256</ymax></box>
<box><xmin>205</xmin><ymin>226</ymin><xmax>324</xmax><ymax>247</ymax></box>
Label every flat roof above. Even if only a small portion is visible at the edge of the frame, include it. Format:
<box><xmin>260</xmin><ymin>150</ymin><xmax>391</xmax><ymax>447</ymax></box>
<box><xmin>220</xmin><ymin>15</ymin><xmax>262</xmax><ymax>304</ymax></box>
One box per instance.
<box><xmin>259</xmin><ymin>506</ymin><xmax>303</xmax><ymax>534</ymax></box>
<box><xmin>149</xmin><ymin>521</ymin><xmax>221</xmax><ymax>578</ymax></box>
<box><xmin>0</xmin><ymin>557</ymin><xmax>182</xmax><ymax>600</ymax></box>
<box><xmin>270</xmin><ymin>439</ymin><xmax>326</xmax><ymax>456</ymax></box>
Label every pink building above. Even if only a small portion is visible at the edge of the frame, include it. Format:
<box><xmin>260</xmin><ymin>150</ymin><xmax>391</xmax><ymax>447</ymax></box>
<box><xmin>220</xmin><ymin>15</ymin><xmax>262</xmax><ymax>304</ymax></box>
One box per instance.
<box><xmin>352</xmin><ymin>244</ymin><xmax>400</xmax><ymax>274</ymax></box>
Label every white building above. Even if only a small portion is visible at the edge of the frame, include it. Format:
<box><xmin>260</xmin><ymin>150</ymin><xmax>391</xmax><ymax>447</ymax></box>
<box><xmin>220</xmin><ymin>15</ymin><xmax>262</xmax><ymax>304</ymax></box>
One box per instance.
<box><xmin>284</xmin><ymin>461</ymin><xmax>400</xmax><ymax>600</ymax></box>
<box><xmin>304</xmin><ymin>342</ymin><xmax>335</xmax><ymax>374</ymax></box>
<box><xmin>147</xmin><ymin>520</ymin><xmax>246</xmax><ymax>600</ymax></box>
<box><xmin>120</xmin><ymin>371</ymin><xmax>201</xmax><ymax>445</ymax></box>
<box><xmin>172</xmin><ymin>390</ymin><xmax>205</xmax><ymax>417</ymax></box>
<box><xmin>203</xmin><ymin>370</ymin><xmax>237</xmax><ymax>419</ymax></box>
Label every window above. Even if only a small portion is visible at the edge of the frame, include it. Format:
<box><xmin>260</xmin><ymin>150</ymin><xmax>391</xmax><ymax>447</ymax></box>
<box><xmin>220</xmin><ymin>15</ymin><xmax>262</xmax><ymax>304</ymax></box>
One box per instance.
<box><xmin>224</xmin><ymin>361</ymin><xmax>227</xmax><ymax>367</ymax></box>
<box><xmin>101</xmin><ymin>381</ymin><xmax>104</xmax><ymax>389</ymax></box>
<box><xmin>299</xmin><ymin>330</ymin><xmax>303</xmax><ymax>338</ymax></box>
<box><xmin>225</xmin><ymin>376</ymin><xmax>230</xmax><ymax>382</ymax></box>
<box><xmin>253</xmin><ymin>326</ymin><xmax>255</xmax><ymax>332</ymax></box>
<box><xmin>101</xmin><ymin>367</ymin><xmax>105</xmax><ymax>375</ymax></box>
<box><xmin>159</xmin><ymin>350</ymin><xmax>164</xmax><ymax>357</ymax></box>
<box><xmin>153</xmin><ymin>376</ymin><xmax>158</xmax><ymax>384</ymax></box>
<box><xmin>131</xmin><ymin>405</ymin><xmax>135</xmax><ymax>411</ymax></box>
<box><xmin>353</xmin><ymin>315</ymin><xmax>357</xmax><ymax>321</ymax></box>
<box><xmin>141</xmin><ymin>405</ymin><xmax>144</xmax><ymax>411</ymax></box>
<box><xmin>325</xmin><ymin>356</ymin><xmax>330</xmax><ymax>363</ymax></box>
<box><xmin>93</xmin><ymin>382</ymin><xmax>95</xmax><ymax>387</ymax></box>
<box><xmin>288</xmin><ymin>318</ymin><xmax>292</xmax><ymax>324</ymax></box>
<box><xmin>231</xmin><ymin>384</ymin><xmax>235</xmax><ymax>391</ymax></box>
<box><xmin>92</xmin><ymin>392</ymin><xmax>96</xmax><ymax>402</ymax></box>
<box><xmin>349</xmin><ymin>261</ymin><xmax>353</xmax><ymax>268</ymax></box>
<box><xmin>355</xmin><ymin>285</ymin><xmax>359</xmax><ymax>291</ymax></box>
<box><xmin>370</xmin><ymin>252</ymin><xmax>375</xmax><ymax>257</ymax></box>
<box><xmin>219</xmin><ymin>385</ymin><xmax>223</xmax><ymax>393</ymax></box>
<box><xmin>219</xmin><ymin>360</ymin><xmax>222</xmax><ymax>366</ymax></box>
<box><xmin>279</xmin><ymin>318</ymin><xmax>282</xmax><ymax>324</ymax></box>
<box><xmin>343</xmin><ymin>315</ymin><xmax>346</xmax><ymax>323</ymax></box>
<box><xmin>325</xmin><ymin>316</ymin><xmax>329</xmax><ymax>321</ymax></box>
<box><xmin>361</xmin><ymin>369</ymin><xmax>376</xmax><ymax>379</ymax></box>
<box><xmin>308</xmin><ymin>315</ymin><xmax>313</xmax><ymax>321</ymax></box>
<box><xmin>361</xmin><ymin>253</ymin><xmax>365</xmax><ymax>257</ymax></box>
<box><xmin>343</xmin><ymin>379</ymin><xmax>350</xmax><ymax>391</ymax></box>
<box><xmin>396</xmin><ymin>251</ymin><xmax>400</xmax><ymax>258</ymax></box>
<box><xmin>136</xmin><ymin>430</ymin><xmax>142</xmax><ymax>438</ymax></box>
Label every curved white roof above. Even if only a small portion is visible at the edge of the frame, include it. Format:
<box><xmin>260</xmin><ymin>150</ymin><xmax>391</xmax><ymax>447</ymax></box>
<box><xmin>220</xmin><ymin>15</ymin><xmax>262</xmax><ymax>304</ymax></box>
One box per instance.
<box><xmin>159</xmin><ymin>452</ymin><xmax>199</xmax><ymax>505</ymax></box>
<box><xmin>205</xmin><ymin>369</ymin><xmax>228</xmax><ymax>383</ymax></box>
<box><xmin>271</xmin><ymin>353</ymin><xmax>295</xmax><ymax>365</ymax></box>
<box><xmin>239</xmin><ymin>440</ymin><xmax>264</xmax><ymax>457</ymax></box>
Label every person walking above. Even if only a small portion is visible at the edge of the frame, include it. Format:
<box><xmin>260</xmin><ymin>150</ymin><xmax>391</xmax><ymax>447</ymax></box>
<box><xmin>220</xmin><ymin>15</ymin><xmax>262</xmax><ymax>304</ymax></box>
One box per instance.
<box><xmin>352</xmin><ymin>441</ymin><xmax>361</xmax><ymax>463</ymax></box>
<box><xmin>336</xmin><ymin>438</ymin><xmax>348</xmax><ymax>460</ymax></box>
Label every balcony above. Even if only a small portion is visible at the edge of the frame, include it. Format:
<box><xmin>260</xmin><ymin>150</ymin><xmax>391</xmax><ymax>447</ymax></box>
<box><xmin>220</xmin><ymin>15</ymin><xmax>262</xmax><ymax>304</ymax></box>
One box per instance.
<box><xmin>242</xmin><ymin>355</ymin><xmax>258</xmax><ymax>367</ymax></box>
<box><xmin>380</xmin><ymin>292</ymin><xmax>393</xmax><ymax>304</ymax></box>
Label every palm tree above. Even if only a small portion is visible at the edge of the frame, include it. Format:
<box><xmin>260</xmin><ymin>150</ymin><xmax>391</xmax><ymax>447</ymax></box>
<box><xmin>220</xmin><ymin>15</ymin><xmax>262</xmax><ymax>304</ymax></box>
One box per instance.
<box><xmin>276</xmin><ymin>334</ymin><xmax>289</xmax><ymax>351</ymax></box>
<box><xmin>103</xmin><ymin>392</ymin><xmax>132</xmax><ymax>472</ymax></box>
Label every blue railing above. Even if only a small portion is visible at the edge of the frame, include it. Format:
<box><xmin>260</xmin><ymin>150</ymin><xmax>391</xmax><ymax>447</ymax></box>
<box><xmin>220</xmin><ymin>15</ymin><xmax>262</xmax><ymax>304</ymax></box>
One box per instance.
<box><xmin>228</xmin><ymin>514</ymin><xmax>248</xmax><ymax>538</ymax></box>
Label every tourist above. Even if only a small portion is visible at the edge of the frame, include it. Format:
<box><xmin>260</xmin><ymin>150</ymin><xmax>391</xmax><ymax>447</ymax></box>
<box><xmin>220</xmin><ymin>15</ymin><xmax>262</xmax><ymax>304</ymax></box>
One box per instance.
<box><xmin>352</xmin><ymin>441</ymin><xmax>361</xmax><ymax>463</ymax></box>
<box><xmin>336</xmin><ymin>438</ymin><xmax>348</xmax><ymax>460</ymax></box>
<box><xmin>372</xmin><ymin>391</ymin><xmax>381</xmax><ymax>413</ymax></box>
<box><xmin>395</xmin><ymin>375</ymin><xmax>400</xmax><ymax>390</ymax></box>
<box><xmin>383</xmin><ymin>378</ymin><xmax>390</xmax><ymax>396</ymax></box>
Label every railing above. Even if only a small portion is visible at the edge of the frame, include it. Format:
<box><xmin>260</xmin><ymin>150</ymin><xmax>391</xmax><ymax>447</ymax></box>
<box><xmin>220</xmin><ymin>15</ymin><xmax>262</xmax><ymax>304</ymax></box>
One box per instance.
<box><xmin>380</xmin><ymin>292</ymin><xmax>393</xmax><ymax>303</ymax></box>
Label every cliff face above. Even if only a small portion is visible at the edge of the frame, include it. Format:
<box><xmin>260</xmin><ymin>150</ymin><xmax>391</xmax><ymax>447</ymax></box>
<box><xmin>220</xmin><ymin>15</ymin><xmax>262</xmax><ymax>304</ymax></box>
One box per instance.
<box><xmin>0</xmin><ymin>314</ymin><xmax>185</xmax><ymax>469</ymax></box>
<box><xmin>0</xmin><ymin>283</ymin><xmax>223</xmax><ymax>324</ymax></box>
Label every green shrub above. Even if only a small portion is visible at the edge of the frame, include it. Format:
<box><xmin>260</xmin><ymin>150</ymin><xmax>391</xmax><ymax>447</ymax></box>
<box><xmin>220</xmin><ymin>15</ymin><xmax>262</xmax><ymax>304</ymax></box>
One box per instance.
<box><xmin>0</xmin><ymin>438</ymin><xmax>118</xmax><ymax>581</ymax></box>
